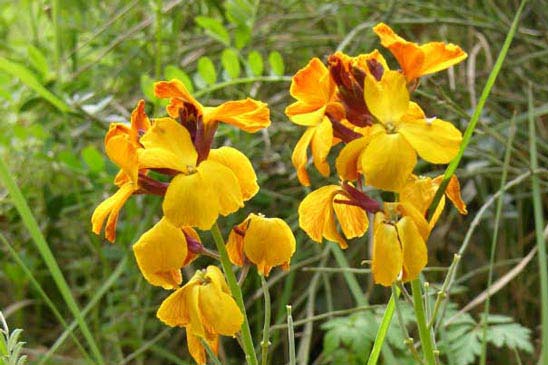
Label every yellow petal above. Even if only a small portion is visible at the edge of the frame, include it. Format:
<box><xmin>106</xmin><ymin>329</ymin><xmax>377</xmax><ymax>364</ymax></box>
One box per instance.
<box><xmin>310</xmin><ymin>117</ymin><xmax>333</xmax><ymax>177</ymax></box>
<box><xmin>162</xmin><ymin>172</ymin><xmax>220</xmax><ymax>230</ymax></box>
<box><xmin>397</xmin><ymin>216</ymin><xmax>427</xmax><ymax>282</ymax></box>
<box><xmin>335</xmin><ymin>136</ymin><xmax>368</xmax><ymax>181</ymax></box>
<box><xmin>156</xmin><ymin>284</ymin><xmax>194</xmax><ymax>327</ymax></box>
<box><xmin>154</xmin><ymin>79</ymin><xmax>203</xmax><ymax>118</ymax></box>
<box><xmin>91</xmin><ymin>182</ymin><xmax>136</xmax><ymax>243</ymax></box>
<box><xmin>198</xmin><ymin>280</ymin><xmax>243</xmax><ymax>336</ymax></box>
<box><xmin>398</xmin><ymin>118</ymin><xmax>462</xmax><ymax>164</ymax></box>
<box><xmin>208</xmin><ymin>147</ymin><xmax>259</xmax><ymax>201</ymax></box>
<box><xmin>243</xmin><ymin>214</ymin><xmax>296</xmax><ymax>276</ymax></box>
<box><xmin>130</xmin><ymin>99</ymin><xmax>151</xmax><ymax>133</ymax></box>
<box><xmin>105</xmin><ymin>124</ymin><xmax>139</xmax><ymax>184</ymax></box>
<box><xmin>291</xmin><ymin>128</ymin><xmax>315</xmax><ymax>186</ymax></box>
<box><xmin>204</xmin><ymin>266</ymin><xmax>231</xmax><ymax>294</ymax></box>
<box><xmin>397</xmin><ymin>202</ymin><xmax>431</xmax><ymax>241</ymax></box>
<box><xmin>419</xmin><ymin>42</ymin><xmax>468</xmax><ymax>76</ymax></box>
<box><xmin>333</xmin><ymin>199</ymin><xmax>369</xmax><ymax>239</ymax></box>
<box><xmin>186</xmin><ymin>332</ymin><xmax>213</xmax><ymax>365</ymax></box>
<box><xmin>138</xmin><ymin>117</ymin><xmax>197</xmax><ymax>172</ymax></box>
<box><xmin>226</xmin><ymin>220</ymin><xmax>248</xmax><ymax>267</ymax></box>
<box><xmin>287</xmin><ymin>58</ymin><xmax>334</xmax><ymax>110</ymax></box>
<box><xmin>360</xmin><ymin>132</ymin><xmax>416</xmax><ymax>191</ymax></box>
<box><xmin>285</xmin><ymin>104</ymin><xmax>327</xmax><ymax>127</ymax></box>
<box><xmin>298</xmin><ymin>185</ymin><xmax>347</xmax><ymax>249</ymax></box>
<box><xmin>372</xmin><ymin>213</ymin><xmax>403</xmax><ymax>286</ymax></box>
<box><xmin>203</xmin><ymin>98</ymin><xmax>270</xmax><ymax>132</ymax></box>
<box><xmin>364</xmin><ymin>70</ymin><xmax>409</xmax><ymax>124</ymax></box>
<box><xmin>132</xmin><ymin>217</ymin><xmax>187</xmax><ymax>289</ymax></box>
<box><xmin>198</xmin><ymin>160</ymin><xmax>244</xmax><ymax>216</ymax></box>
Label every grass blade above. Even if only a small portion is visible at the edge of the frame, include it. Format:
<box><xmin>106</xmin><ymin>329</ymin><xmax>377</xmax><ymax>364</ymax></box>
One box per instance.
<box><xmin>528</xmin><ymin>83</ymin><xmax>548</xmax><ymax>365</ymax></box>
<box><xmin>0</xmin><ymin>158</ymin><xmax>104</xmax><ymax>364</ymax></box>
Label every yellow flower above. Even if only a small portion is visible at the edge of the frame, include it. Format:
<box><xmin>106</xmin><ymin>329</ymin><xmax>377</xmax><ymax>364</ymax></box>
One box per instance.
<box><xmin>132</xmin><ymin>217</ymin><xmax>199</xmax><ymax>290</ymax></box>
<box><xmin>400</xmin><ymin>174</ymin><xmax>467</xmax><ymax>228</ymax></box>
<box><xmin>157</xmin><ymin>266</ymin><xmax>243</xmax><ymax>365</ymax></box>
<box><xmin>336</xmin><ymin>70</ymin><xmax>462</xmax><ymax>191</ymax></box>
<box><xmin>373</xmin><ymin>23</ymin><xmax>467</xmax><ymax>82</ymax></box>
<box><xmin>372</xmin><ymin>202</ymin><xmax>430</xmax><ymax>286</ymax></box>
<box><xmin>226</xmin><ymin>213</ymin><xmax>296</xmax><ymax>276</ymax></box>
<box><xmin>298</xmin><ymin>184</ymin><xmax>378</xmax><ymax>249</ymax></box>
<box><xmin>138</xmin><ymin>117</ymin><xmax>259</xmax><ymax>230</ymax></box>
<box><xmin>285</xmin><ymin>58</ymin><xmax>344</xmax><ymax>186</ymax></box>
<box><xmin>91</xmin><ymin>100</ymin><xmax>150</xmax><ymax>242</ymax></box>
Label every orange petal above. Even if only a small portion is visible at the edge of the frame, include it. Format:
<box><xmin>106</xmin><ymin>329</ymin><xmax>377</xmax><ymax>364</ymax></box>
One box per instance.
<box><xmin>397</xmin><ymin>216</ymin><xmax>427</xmax><ymax>282</ymax></box>
<box><xmin>332</xmin><ymin>198</ymin><xmax>369</xmax><ymax>239</ymax></box>
<box><xmin>156</xmin><ymin>284</ymin><xmax>194</xmax><ymax>327</ymax></box>
<box><xmin>208</xmin><ymin>147</ymin><xmax>259</xmax><ymax>201</ymax></box>
<box><xmin>310</xmin><ymin>117</ymin><xmax>333</xmax><ymax>177</ymax></box>
<box><xmin>288</xmin><ymin>58</ymin><xmax>334</xmax><ymax>109</ymax></box>
<box><xmin>291</xmin><ymin>128</ymin><xmax>315</xmax><ymax>186</ymax></box>
<box><xmin>105</xmin><ymin>124</ymin><xmax>139</xmax><ymax>184</ymax></box>
<box><xmin>445</xmin><ymin>174</ymin><xmax>468</xmax><ymax>214</ymax></box>
<box><xmin>197</xmin><ymin>160</ymin><xmax>244</xmax><ymax>217</ymax></box>
<box><xmin>154</xmin><ymin>79</ymin><xmax>203</xmax><ymax>118</ymax></box>
<box><xmin>130</xmin><ymin>99</ymin><xmax>151</xmax><ymax>133</ymax></box>
<box><xmin>226</xmin><ymin>219</ymin><xmax>248</xmax><ymax>267</ymax></box>
<box><xmin>203</xmin><ymin>98</ymin><xmax>270</xmax><ymax>132</ymax></box>
<box><xmin>419</xmin><ymin>42</ymin><xmax>468</xmax><ymax>76</ymax></box>
<box><xmin>91</xmin><ymin>182</ymin><xmax>136</xmax><ymax>243</ymax></box>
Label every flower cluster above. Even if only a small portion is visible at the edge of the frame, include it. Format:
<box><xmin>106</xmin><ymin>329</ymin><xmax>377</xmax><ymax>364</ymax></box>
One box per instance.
<box><xmin>288</xmin><ymin>23</ymin><xmax>468</xmax><ymax>286</ymax></box>
<box><xmin>91</xmin><ymin>80</ymin><xmax>296</xmax><ymax>364</ymax></box>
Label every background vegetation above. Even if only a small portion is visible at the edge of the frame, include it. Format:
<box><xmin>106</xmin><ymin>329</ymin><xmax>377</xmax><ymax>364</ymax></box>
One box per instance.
<box><xmin>0</xmin><ymin>0</ymin><xmax>546</xmax><ymax>364</ymax></box>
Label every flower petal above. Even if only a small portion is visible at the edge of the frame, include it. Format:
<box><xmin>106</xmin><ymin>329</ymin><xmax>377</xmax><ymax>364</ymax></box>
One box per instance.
<box><xmin>187</xmin><ymin>332</ymin><xmax>217</xmax><ymax>365</ymax></box>
<box><xmin>199</xmin><ymin>280</ymin><xmax>243</xmax><ymax>336</ymax></box>
<box><xmin>291</xmin><ymin>128</ymin><xmax>315</xmax><ymax>186</ymax></box>
<box><xmin>203</xmin><ymin>98</ymin><xmax>270</xmax><ymax>132</ymax></box>
<box><xmin>364</xmin><ymin>70</ymin><xmax>409</xmax><ymax>124</ymax></box>
<box><xmin>285</xmin><ymin>104</ymin><xmax>327</xmax><ymax>127</ymax></box>
<box><xmin>155</xmin><ymin>80</ymin><xmax>203</xmax><ymax>118</ymax></box>
<box><xmin>105</xmin><ymin>124</ymin><xmax>139</xmax><ymax>184</ymax></box>
<box><xmin>156</xmin><ymin>284</ymin><xmax>195</xmax><ymax>327</ymax></box>
<box><xmin>288</xmin><ymin>58</ymin><xmax>334</xmax><ymax>108</ymax></box>
<box><xmin>397</xmin><ymin>216</ymin><xmax>427</xmax><ymax>282</ymax></box>
<box><xmin>139</xmin><ymin>117</ymin><xmax>197</xmax><ymax>172</ymax></box>
<box><xmin>360</xmin><ymin>132</ymin><xmax>416</xmax><ymax>191</ymax></box>
<box><xmin>132</xmin><ymin>218</ymin><xmax>187</xmax><ymax>289</ymax></box>
<box><xmin>226</xmin><ymin>219</ymin><xmax>248</xmax><ymax>267</ymax></box>
<box><xmin>445</xmin><ymin>174</ymin><xmax>468</xmax><ymax>214</ymax></box>
<box><xmin>310</xmin><ymin>117</ymin><xmax>333</xmax><ymax>177</ymax></box>
<box><xmin>243</xmin><ymin>214</ymin><xmax>296</xmax><ymax>276</ymax></box>
<box><xmin>372</xmin><ymin>213</ymin><xmax>403</xmax><ymax>286</ymax></box>
<box><xmin>336</xmin><ymin>136</ymin><xmax>368</xmax><ymax>181</ymax></box>
<box><xmin>162</xmin><ymin>172</ymin><xmax>220</xmax><ymax>230</ymax></box>
<box><xmin>91</xmin><ymin>182</ymin><xmax>136</xmax><ymax>243</ymax></box>
<box><xmin>398</xmin><ymin>118</ymin><xmax>462</xmax><ymax>164</ymax></box>
<box><xmin>419</xmin><ymin>42</ymin><xmax>467</xmax><ymax>76</ymax></box>
<box><xmin>130</xmin><ymin>99</ymin><xmax>151</xmax><ymax>133</ymax></box>
<box><xmin>208</xmin><ymin>147</ymin><xmax>259</xmax><ymax>201</ymax></box>
<box><xmin>332</xmin><ymin>199</ymin><xmax>369</xmax><ymax>239</ymax></box>
<box><xmin>197</xmin><ymin>160</ymin><xmax>244</xmax><ymax>216</ymax></box>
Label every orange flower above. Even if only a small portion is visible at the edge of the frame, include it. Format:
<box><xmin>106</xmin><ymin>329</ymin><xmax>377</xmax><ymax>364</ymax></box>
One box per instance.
<box><xmin>91</xmin><ymin>100</ymin><xmax>150</xmax><ymax>242</ymax></box>
<box><xmin>226</xmin><ymin>213</ymin><xmax>296</xmax><ymax>276</ymax></box>
<box><xmin>285</xmin><ymin>58</ymin><xmax>344</xmax><ymax>186</ymax></box>
<box><xmin>372</xmin><ymin>202</ymin><xmax>430</xmax><ymax>286</ymax></box>
<box><xmin>373</xmin><ymin>23</ymin><xmax>467</xmax><ymax>82</ymax></box>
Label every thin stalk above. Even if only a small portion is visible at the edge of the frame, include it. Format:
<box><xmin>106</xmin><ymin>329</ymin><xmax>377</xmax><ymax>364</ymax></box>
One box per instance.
<box><xmin>211</xmin><ymin>223</ymin><xmax>258</xmax><ymax>365</ymax></box>
<box><xmin>367</xmin><ymin>289</ymin><xmax>398</xmax><ymax>365</ymax></box>
<box><xmin>479</xmin><ymin>114</ymin><xmax>516</xmax><ymax>365</ymax></box>
<box><xmin>0</xmin><ymin>157</ymin><xmax>104</xmax><ymax>364</ymax></box>
<box><xmin>392</xmin><ymin>285</ymin><xmax>422</xmax><ymax>364</ymax></box>
<box><xmin>201</xmin><ymin>339</ymin><xmax>223</xmax><ymax>365</ymax></box>
<box><xmin>411</xmin><ymin>280</ymin><xmax>436</xmax><ymax>365</ymax></box>
<box><xmin>286</xmin><ymin>306</ymin><xmax>296</xmax><ymax>365</ymax></box>
<box><xmin>260</xmin><ymin>276</ymin><xmax>272</xmax><ymax>365</ymax></box>
<box><xmin>429</xmin><ymin>254</ymin><xmax>461</xmax><ymax>329</ymax></box>
<box><xmin>528</xmin><ymin>84</ymin><xmax>548</xmax><ymax>365</ymax></box>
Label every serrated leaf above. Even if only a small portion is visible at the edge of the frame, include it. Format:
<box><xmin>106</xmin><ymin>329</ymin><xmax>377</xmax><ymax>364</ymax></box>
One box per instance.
<box><xmin>195</xmin><ymin>16</ymin><xmax>230</xmax><ymax>46</ymax></box>
<box><xmin>486</xmin><ymin>322</ymin><xmax>533</xmax><ymax>353</ymax></box>
<box><xmin>81</xmin><ymin>145</ymin><xmax>105</xmax><ymax>173</ymax></box>
<box><xmin>197</xmin><ymin>57</ymin><xmax>217</xmax><ymax>85</ymax></box>
<box><xmin>247</xmin><ymin>51</ymin><xmax>263</xmax><ymax>76</ymax></box>
<box><xmin>27</xmin><ymin>45</ymin><xmax>49</xmax><ymax>79</ymax></box>
<box><xmin>164</xmin><ymin>65</ymin><xmax>194</xmax><ymax>93</ymax></box>
<box><xmin>139</xmin><ymin>74</ymin><xmax>156</xmax><ymax>101</ymax></box>
<box><xmin>221</xmin><ymin>49</ymin><xmax>241</xmax><ymax>79</ymax></box>
<box><xmin>268</xmin><ymin>51</ymin><xmax>284</xmax><ymax>76</ymax></box>
<box><xmin>449</xmin><ymin>328</ymin><xmax>481</xmax><ymax>365</ymax></box>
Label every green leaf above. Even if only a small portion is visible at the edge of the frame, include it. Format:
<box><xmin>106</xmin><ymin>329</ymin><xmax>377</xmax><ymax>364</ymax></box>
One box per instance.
<box><xmin>58</xmin><ymin>150</ymin><xmax>82</xmax><ymax>171</ymax></box>
<box><xmin>140</xmin><ymin>74</ymin><xmax>156</xmax><ymax>101</ymax></box>
<box><xmin>81</xmin><ymin>145</ymin><xmax>105</xmax><ymax>173</ymax></box>
<box><xmin>234</xmin><ymin>25</ymin><xmax>251</xmax><ymax>49</ymax></box>
<box><xmin>0</xmin><ymin>56</ymin><xmax>69</xmax><ymax>112</ymax></box>
<box><xmin>485</xmin><ymin>316</ymin><xmax>533</xmax><ymax>353</ymax></box>
<box><xmin>247</xmin><ymin>51</ymin><xmax>263</xmax><ymax>76</ymax></box>
<box><xmin>164</xmin><ymin>65</ymin><xmax>194</xmax><ymax>93</ymax></box>
<box><xmin>27</xmin><ymin>45</ymin><xmax>49</xmax><ymax>80</ymax></box>
<box><xmin>225</xmin><ymin>0</ymin><xmax>257</xmax><ymax>29</ymax></box>
<box><xmin>221</xmin><ymin>49</ymin><xmax>241</xmax><ymax>79</ymax></box>
<box><xmin>195</xmin><ymin>16</ymin><xmax>230</xmax><ymax>46</ymax></box>
<box><xmin>197</xmin><ymin>57</ymin><xmax>217</xmax><ymax>85</ymax></box>
<box><xmin>268</xmin><ymin>51</ymin><xmax>284</xmax><ymax>76</ymax></box>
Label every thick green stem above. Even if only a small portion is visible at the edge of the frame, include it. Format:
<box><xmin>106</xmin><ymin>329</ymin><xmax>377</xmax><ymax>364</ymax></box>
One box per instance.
<box><xmin>411</xmin><ymin>280</ymin><xmax>436</xmax><ymax>365</ymax></box>
<box><xmin>211</xmin><ymin>223</ymin><xmax>258</xmax><ymax>365</ymax></box>
<box><xmin>260</xmin><ymin>276</ymin><xmax>272</xmax><ymax>365</ymax></box>
<box><xmin>366</xmin><ymin>290</ymin><xmax>397</xmax><ymax>365</ymax></box>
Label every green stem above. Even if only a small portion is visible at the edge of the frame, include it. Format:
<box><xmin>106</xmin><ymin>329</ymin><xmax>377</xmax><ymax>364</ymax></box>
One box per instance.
<box><xmin>211</xmin><ymin>223</ymin><xmax>258</xmax><ymax>365</ymax></box>
<box><xmin>528</xmin><ymin>84</ymin><xmax>548</xmax><ymax>365</ymax></box>
<box><xmin>366</xmin><ymin>290</ymin><xmax>397</xmax><ymax>365</ymax></box>
<box><xmin>286</xmin><ymin>306</ymin><xmax>296</xmax><ymax>365</ymax></box>
<box><xmin>260</xmin><ymin>276</ymin><xmax>272</xmax><ymax>365</ymax></box>
<box><xmin>411</xmin><ymin>280</ymin><xmax>436</xmax><ymax>365</ymax></box>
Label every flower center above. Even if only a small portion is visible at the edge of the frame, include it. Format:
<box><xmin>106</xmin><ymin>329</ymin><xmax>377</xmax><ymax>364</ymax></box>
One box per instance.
<box><xmin>385</xmin><ymin>122</ymin><xmax>397</xmax><ymax>134</ymax></box>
